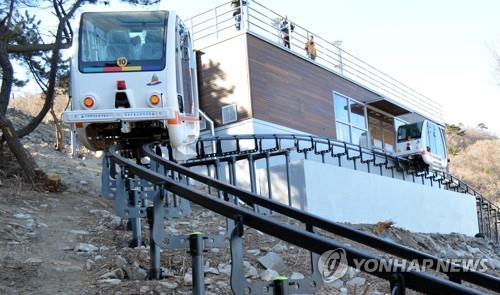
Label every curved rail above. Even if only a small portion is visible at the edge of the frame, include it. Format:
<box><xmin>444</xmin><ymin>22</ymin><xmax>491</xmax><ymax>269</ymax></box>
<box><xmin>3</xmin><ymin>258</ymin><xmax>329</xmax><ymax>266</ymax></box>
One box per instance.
<box><xmin>188</xmin><ymin>134</ymin><xmax>499</xmax><ymax>243</ymax></box>
<box><xmin>142</xmin><ymin>142</ymin><xmax>500</xmax><ymax>293</ymax></box>
<box><xmin>99</xmin><ymin>143</ymin><xmax>500</xmax><ymax>294</ymax></box>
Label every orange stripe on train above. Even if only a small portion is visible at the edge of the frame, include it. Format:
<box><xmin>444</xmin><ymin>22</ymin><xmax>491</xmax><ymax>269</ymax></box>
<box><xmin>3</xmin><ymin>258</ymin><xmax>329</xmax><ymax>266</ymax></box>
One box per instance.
<box><xmin>167</xmin><ymin>112</ymin><xmax>200</xmax><ymax>125</ymax></box>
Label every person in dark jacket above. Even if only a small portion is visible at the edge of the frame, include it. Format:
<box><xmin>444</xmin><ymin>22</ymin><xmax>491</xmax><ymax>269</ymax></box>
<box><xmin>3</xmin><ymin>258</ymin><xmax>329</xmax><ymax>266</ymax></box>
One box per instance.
<box><xmin>279</xmin><ymin>15</ymin><xmax>294</xmax><ymax>48</ymax></box>
<box><xmin>231</xmin><ymin>0</ymin><xmax>247</xmax><ymax>30</ymax></box>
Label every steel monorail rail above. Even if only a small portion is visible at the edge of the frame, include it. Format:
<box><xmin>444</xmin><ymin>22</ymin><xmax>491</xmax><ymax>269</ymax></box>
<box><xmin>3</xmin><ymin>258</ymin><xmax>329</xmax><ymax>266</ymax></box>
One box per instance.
<box><xmin>142</xmin><ymin>142</ymin><xmax>500</xmax><ymax>292</ymax></box>
<box><xmin>104</xmin><ymin>145</ymin><xmax>498</xmax><ymax>294</ymax></box>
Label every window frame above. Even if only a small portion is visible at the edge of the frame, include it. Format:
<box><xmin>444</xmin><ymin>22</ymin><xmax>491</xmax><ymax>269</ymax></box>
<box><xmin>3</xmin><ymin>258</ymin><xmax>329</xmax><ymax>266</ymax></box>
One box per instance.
<box><xmin>78</xmin><ymin>11</ymin><xmax>168</xmax><ymax>73</ymax></box>
<box><xmin>222</xmin><ymin>103</ymin><xmax>238</xmax><ymax>124</ymax></box>
<box><xmin>333</xmin><ymin>91</ymin><xmax>368</xmax><ymax>146</ymax></box>
<box><xmin>366</xmin><ymin>105</ymin><xmax>398</xmax><ymax>152</ymax></box>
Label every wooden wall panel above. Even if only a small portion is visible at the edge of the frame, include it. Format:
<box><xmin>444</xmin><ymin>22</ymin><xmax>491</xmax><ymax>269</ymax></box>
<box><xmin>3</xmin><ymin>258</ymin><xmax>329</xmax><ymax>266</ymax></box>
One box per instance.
<box><xmin>246</xmin><ymin>34</ymin><xmax>383</xmax><ymax>138</ymax></box>
<box><xmin>198</xmin><ymin>34</ymin><xmax>251</xmax><ymax>127</ymax></box>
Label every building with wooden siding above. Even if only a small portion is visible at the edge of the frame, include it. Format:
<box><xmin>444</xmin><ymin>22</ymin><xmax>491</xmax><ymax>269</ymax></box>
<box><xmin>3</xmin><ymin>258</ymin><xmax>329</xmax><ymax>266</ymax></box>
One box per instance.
<box><xmin>184</xmin><ymin>2</ymin><xmax>483</xmax><ymax>237</ymax></box>
<box><xmin>191</xmin><ymin>1</ymin><xmax>443</xmax><ymax>154</ymax></box>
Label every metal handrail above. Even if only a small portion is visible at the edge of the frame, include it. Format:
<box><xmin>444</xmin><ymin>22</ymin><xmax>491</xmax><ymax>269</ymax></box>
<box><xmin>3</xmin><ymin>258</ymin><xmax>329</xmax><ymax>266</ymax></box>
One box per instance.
<box><xmin>189</xmin><ymin>134</ymin><xmax>500</xmax><ymax>243</ymax></box>
<box><xmin>186</xmin><ymin>0</ymin><xmax>445</xmax><ymax>124</ymax></box>
<box><xmin>135</xmin><ymin>142</ymin><xmax>500</xmax><ymax>293</ymax></box>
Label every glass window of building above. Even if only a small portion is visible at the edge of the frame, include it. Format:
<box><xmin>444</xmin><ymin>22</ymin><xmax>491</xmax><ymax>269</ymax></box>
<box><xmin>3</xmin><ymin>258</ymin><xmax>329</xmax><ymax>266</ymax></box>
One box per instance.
<box><xmin>333</xmin><ymin>93</ymin><xmax>368</xmax><ymax>146</ymax></box>
<box><xmin>367</xmin><ymin>108</ymin><xmax>395</xmax><ymax>152</ymax></box>
<box><xmin>350</xmin><ymin>101</ymin><xmax>367</xmax><ymax>129</ymax></box>
<box><xmin>381</xmin><ymin>118</ymin><xmax>395</xmax><ymax>152</ymax></box>
<box><xmin>352</xmin><ymin>127</ymin><xmax>368</xmax><ymax>147</ymax></box>
<box><xmin>334</xmin><ymin>95</ymin><xmax>349</xmax><ymax>123</ymax></box>
<box><xmin>336</xmin><ymin>122</ymin><xmax>351</xmax><ymax>143</ymax></box>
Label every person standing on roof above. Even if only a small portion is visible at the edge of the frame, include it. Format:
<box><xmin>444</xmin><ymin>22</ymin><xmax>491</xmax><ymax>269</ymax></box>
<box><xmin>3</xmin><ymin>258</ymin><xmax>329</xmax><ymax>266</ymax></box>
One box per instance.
<box><xmin>279</xmin><ymin>15</ymin><xmax>294</xmax><ymax>48</ymax></box>
<box><xmin>304</xmin><ymin>35</ymin><xmax>317</xmax><ymax>60</ymax></box>
<box><xmin>231</xmin><ymin>0</ymin><xmax>247</xmax><ymax>31</ymax></box>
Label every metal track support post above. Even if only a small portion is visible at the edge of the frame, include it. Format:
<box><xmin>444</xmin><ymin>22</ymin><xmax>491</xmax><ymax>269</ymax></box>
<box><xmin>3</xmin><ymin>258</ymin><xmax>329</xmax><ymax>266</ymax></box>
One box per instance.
<box><xmin>390</xmin><ymin>273</ymin><xmax>406</xmax><ymax>295</ymax></box>
<box><xmin>248</xmin><ymin>154</ymin><xmax>257</xmax><ymax>211</ymax></box>
<box><xmin>189</xmin><ymin>232</ymin><xmax>206</xmax><ymax>295</ymax></box>
<box><xmin>273</xmin><ymin>276</ymin><xmax>290</xmax><ymax>295</ymax></box>
<box><xmin>128</xmin><ymin>182</ymin><xmax>142</xmax><ymax>248</ymax></box>
<box><xmin>284</xmin><ymin>151</ymin><xmax>292</xmax><ymax>207</ymax></box>
<box><xmin>147</xmin><ymin>206</ymin><xmax>161</xmax><ymax>280</ymax></box>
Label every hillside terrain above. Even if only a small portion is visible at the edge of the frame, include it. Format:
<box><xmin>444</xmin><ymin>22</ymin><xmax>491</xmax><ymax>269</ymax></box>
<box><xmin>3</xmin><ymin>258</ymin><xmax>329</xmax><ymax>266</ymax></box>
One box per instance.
<box><xmin>446</xmin><ymin>125</ymin><xmax>500</xmax><ymax>204</ymax></box>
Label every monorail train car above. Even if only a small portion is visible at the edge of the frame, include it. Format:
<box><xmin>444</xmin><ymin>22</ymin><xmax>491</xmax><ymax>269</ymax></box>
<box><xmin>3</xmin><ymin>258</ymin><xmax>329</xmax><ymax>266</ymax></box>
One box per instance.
<box><xmin>395</xmin><ymin>120</ymin><xmax>449</xmax><ymax>171</ymax></box>
<box><xmin>63</xmin><ymin>10</ymin><xmax>199</xmax><ymax>158</ymax></box>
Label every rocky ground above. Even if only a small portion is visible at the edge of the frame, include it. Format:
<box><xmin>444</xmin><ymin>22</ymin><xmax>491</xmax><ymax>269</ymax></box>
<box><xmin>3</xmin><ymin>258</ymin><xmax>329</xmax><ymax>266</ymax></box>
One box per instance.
<box><xmin>1</xmin><ymin>110</ymin><xmax>500</xmax><ymax>294</ymax></box>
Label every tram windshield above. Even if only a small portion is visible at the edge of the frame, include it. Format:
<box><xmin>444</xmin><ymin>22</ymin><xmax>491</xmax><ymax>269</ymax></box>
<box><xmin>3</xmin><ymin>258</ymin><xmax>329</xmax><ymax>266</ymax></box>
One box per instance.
<box><xmin>397</xmin><ymin>122</ymin><xmax>423</xmax><ymax>142</ymax></box>
<box><xmin>79</xmin><ymin>11</ymin><xmax>167</xmax><ymax>72</ymax></box>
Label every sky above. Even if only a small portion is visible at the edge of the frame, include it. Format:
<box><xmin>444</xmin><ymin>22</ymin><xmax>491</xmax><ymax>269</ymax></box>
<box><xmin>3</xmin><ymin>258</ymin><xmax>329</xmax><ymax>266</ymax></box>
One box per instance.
<box><xmin>16</xmin><ymin>0</ymin><xmax>500</xmax><ymax>134</ymax></box>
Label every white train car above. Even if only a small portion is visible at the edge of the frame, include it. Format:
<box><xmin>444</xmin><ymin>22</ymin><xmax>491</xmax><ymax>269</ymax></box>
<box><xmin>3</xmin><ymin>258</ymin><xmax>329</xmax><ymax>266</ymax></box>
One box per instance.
<box><xmin>63</xmin><ymin>10</ymin><xmax>199</xmax><ymax>158</ymax></box>
<box><xmin>395</xmin><ymin>120</ymin><xmax>449</xmax><ymax>171</ymax></box>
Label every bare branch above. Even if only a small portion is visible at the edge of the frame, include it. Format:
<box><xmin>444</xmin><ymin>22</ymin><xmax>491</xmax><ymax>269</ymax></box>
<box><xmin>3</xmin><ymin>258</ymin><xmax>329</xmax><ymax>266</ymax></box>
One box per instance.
<box><xmin>7</xmin><ymin>42</ymin><xmax>72</xmax><ymax>53</ymax></box>
<box><xmin>15</xmin><ymin>0</ymin><xmax>84</xmax><ymax>138</ymax></box>
<box><xmin>0</xmin><ymin>0</ymin><xmax>16</xmax><ymax>28</ymax></box>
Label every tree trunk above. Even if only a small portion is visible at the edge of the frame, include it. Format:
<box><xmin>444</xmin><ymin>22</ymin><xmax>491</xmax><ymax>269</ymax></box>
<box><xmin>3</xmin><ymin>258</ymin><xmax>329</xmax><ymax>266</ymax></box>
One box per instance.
<box><xmin>0</xmin><ymin>37</ymin><xmax>44</xmax><ymax>183</ymax></box>
<box><xmin>50</xmin><ymin>106</ymin><xmax>63</xmax><ymax>151</ymax></box>
<box><xmin>0</xmin><ymin>114</ymin><xmax>45</xmax><ymax>183</ymax></box>
<box><xmin>0</xmin><ymin>42</ymin><xmax>13</xmax><ymax>116</ymax></box>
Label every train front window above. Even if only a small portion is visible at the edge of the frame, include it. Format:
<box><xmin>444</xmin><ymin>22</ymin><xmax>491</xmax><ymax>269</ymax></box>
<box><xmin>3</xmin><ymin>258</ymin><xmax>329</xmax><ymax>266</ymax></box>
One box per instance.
<box><xmin>79</xmin><ymin>11</ymin><xmax>167</xmax><ymax>72</ymax></box>
<box><xmin>397</xmin><ymin>122</ymin><xmax>423</xmax><ymax>142</ymax></box>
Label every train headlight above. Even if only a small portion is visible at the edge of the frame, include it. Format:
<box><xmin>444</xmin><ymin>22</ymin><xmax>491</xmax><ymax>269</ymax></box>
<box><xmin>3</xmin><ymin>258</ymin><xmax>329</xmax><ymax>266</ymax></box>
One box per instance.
<box><xmin>82</xmin><ymin>96</ymin><xmax>95</xmax><ymax>109</ymax></box>
<box><xmin>149</xmin><ymin>93</ymin><xmax>161</xmax><ymax>107</ymax></box>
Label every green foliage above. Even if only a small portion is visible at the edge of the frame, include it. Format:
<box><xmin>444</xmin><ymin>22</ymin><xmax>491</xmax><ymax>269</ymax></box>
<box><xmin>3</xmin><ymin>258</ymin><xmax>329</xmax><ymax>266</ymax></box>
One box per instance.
<box><xmin>447</xmin><ymin>145</ymin><xmax>460</xmax><ymax>157</ymax></box>
<box><xmin>445</xmin><ymin>123</ymin><xmax>465</xmax><ymax>136</ymax></box>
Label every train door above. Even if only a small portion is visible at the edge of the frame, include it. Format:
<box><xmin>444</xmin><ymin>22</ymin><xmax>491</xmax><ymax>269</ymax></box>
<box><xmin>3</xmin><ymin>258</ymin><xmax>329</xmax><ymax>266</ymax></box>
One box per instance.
<box><xmin>175</xmin><ymin>16</ymin><xmax>199</xmax><ymax>119</ymax></box>
<box><xmin>166</xmin><ymin>16</ymin><xmax>199</xmax><ymax>158</ymax></box>
<box><xmin>424</xmin><ymin>121</ymin><xmax>448</xmax><ymax>170</ymax></box>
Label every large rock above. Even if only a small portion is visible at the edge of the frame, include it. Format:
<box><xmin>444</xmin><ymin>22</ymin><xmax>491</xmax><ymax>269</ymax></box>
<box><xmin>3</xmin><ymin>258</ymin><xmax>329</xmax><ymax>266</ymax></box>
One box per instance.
<box><xmin>183</xmin><ymin>272</ymin><xmax>193</xmax><ymax>285</ymax></box>
<box><xmin>271</xmin><ymin>243</ymin><xmax>288</xmax><ymax>254</ymax></box>
<box><xmin>290</xmin><ymin>272</ymin><xmax>305</xmax><ymax>280</ymax></box>
<box><xmin>100</xmin><ymin>268</ymin><xmax>124</xmax><ymax>280</ymax></box>
<box><xmin>259</xmin><ymin>269</ymin><xmax>279</xmax><ymax>281</ymax></box>
<box><xmin>74</xmin><ymin>243</ymin><xmax>98</xmax><ymax>252</ymax></box>
<box><xmin>97</xmin><ymin>279</ymin><xmax>121</xmax><ymax>286</ymax></box>
<box><xmin>346</xmin><ymin>277</ymin><xmax>366</xmax><ymax>288</ymax></box>
<box><xmin>69</xmin><ymin>230</ymin><xmax>89</xmax><ymax>236</ymax></box>
<box><xmin>326</xmin><ymin>279</ymin><xmax>343</xmax><ymax>289</ymax></box>
<box><xmin>485</xmin><ymin>258</ymin><xmax>500</xmax><ymax>270</ymax></box>
<box><xmin>89</xmin><ymin>209</ymin><xmax>111</xmax><ymax>218</ymax></box>
<box><xmin>217</xmin><ymin>263</ymin><xmax>232</xmax><ymax>276</ymax></box>
<box><xmin>159</xmin><ymin>281</ymin><xmax>178</xmax><ymax>289</ymax></box>
<box><xmin>124</xmin><ymin>262</ymin><xmax>148</xmax><ymax>280</ymax></box>
<box><xmin>247</xmin><ymin>249</ymin><xmax>261</xmax><ymax>256</ymax></box>
<box><xmin>257</xmin><ymin>252</ymin><xmax>287</xmax><ymax>273</ymax></box>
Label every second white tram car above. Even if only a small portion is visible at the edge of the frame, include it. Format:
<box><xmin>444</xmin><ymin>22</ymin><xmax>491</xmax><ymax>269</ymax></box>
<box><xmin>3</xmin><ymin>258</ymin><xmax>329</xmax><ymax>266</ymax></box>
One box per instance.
<box><xmin>63</xmin><ymin>11</ymin><xmax>199</xmax><ymax>157</ymax></box>
<box><xmin>395</xmin><ymin>120</ymin><xmax>449</xmax><ymax>171</ymax></box>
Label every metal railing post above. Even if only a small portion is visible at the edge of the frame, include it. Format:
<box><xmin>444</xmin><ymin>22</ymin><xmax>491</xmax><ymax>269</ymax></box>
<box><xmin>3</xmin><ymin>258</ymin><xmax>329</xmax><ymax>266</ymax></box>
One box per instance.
<box><xmin>190</xmin><ymin>17</ymin><xmax>195</xmax><ymax>47</ymax></box>
<box><xmin>128</xmin><ymin>179</ymin><xmax>142</xmax><ymax>248</ymax></box>
<box><xmin>243</xmin><ymin>0</ymin><xmax>250</xmax><ymax>32</ymax></box>
<box><xmin>189</xmin><ymin>232</ymin><xmax>206</xmax><ymax>295</ymax></box>
<box><xmin>199</xmin><ymin>110</ymin><xmax>216</xmax><ymax>152</ymax></box>
<box><xmin>147</xmin><ymin>206</ymin><xmax>161</xmax><ymax>279</ymax></box>
<box><xmin>214</xmin><ymin>8</ymin><xmax>219</xmax><ymax>40</ymax></box>
<box><xmin>70</xmin><ymin>124</ymin><xmax>77</xmax><ymax>159</ymax></box>
<box><xmin>284</xmin><ymin>151</ymin><xmax>292</xmax><ymax>207</ymax></box>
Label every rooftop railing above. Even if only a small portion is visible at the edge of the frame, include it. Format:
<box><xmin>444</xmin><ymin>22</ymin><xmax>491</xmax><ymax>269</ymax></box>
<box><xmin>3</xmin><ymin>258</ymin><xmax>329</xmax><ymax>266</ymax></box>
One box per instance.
<box><xmin>186</xmin><ymin>0</ymin><xmax>445</xmax><ymax>124</ymax></box>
